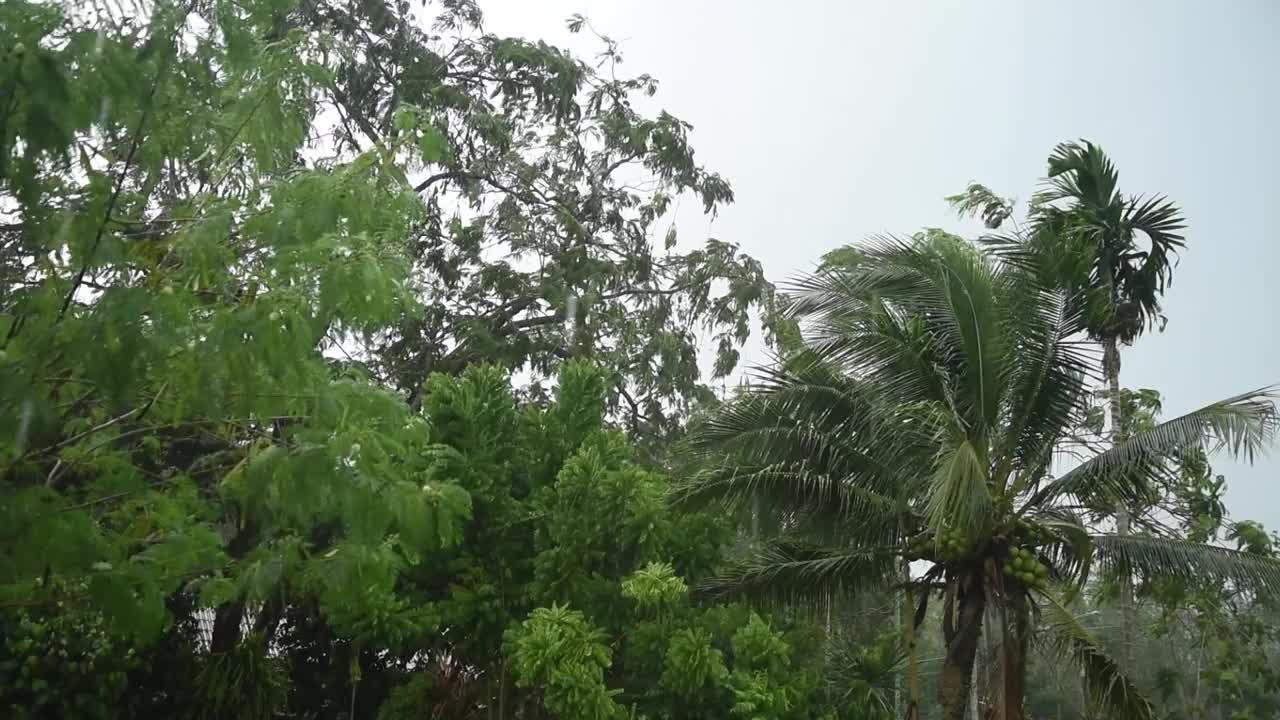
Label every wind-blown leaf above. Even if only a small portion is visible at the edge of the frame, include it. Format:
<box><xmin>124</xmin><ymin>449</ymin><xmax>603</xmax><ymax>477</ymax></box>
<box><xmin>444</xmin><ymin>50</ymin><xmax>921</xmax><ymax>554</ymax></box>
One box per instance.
<box><xmin>1043</xmin><ymin>140</ymin><xmax>1120</xmax><ymax>209</ymax></box>
<box><xmin>1038</xmin><ymin>593</ymin><xmax>1156</xmax><ymax>720</ymax></box>
<box><xmin>1090</xmin><ymin>534</ymin><xmax>1280</xmax><ymax>597</ymax></box>
<box><xmin>788</xmin><ymin>232</ymin><xmax>1013</xmax><ymax>439</ymax></box>
<box><xmin>682</xmin><ymin>357</ymin><xmax>920</xmax><ymax>526</ymax></box>
<box><xmin>697</xmin><ymin>541</ymin><xmax>898</xmax><ymax>607</ymax></box>
<box><xmin>1125</xmin><ymin>194</ymin><xmax>1186</xmax><ymax>256</ymax></box>
<box><xmin>1030</xmin><ymin>388</ymin><xmax>1278</xmax><ymax>507</ymax></box>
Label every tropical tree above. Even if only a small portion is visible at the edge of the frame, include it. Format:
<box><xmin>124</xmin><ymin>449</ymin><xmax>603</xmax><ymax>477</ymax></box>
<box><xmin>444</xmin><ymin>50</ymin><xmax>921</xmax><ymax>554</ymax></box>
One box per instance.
<box><xmin>1</xmin><ymin>0</ymin><xmax>786</xmax><ymax>714</ymax></box>
<box><xmin>684</xmin><ymin>231</ymin><xmax>1280</xmax><ymax>720</ymax></box>
<box><xmin>965</xmin><ymin>142</ymin><xmax>1188</xmax><ymax>664</ymax></box>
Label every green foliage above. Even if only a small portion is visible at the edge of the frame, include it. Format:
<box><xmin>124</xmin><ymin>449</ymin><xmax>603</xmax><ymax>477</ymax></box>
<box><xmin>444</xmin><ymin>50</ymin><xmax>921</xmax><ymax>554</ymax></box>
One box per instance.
<box><xmin>509</xmin><ymin>605</ymin><xmax>621</xmax><ymax>720</ymax></box>
<box><xmin>623</xmin><ymin>561</ymin><xmax>689</xmax><ymax>611</ymax></box>
<box><xmin>945</xmin><ymin>183</ymin><xmax>1013</xmax><ymax>229</ymax></box>
<box><xmin>375</xmin><ymin>673</ymin><xmax>435</xmax><ymax>720</ymax></box>
<box><xmin>663</xmin><ymin>627</ymin><xmax>730</xmax><ymax>699</ymax></box>
<box><xmin>732</xmin><ymin>613</ymin><xmax>791</xmax><ymax>678</ymax></box>
<box><xmin>727</xmin><ymin>615</ymin><xmax>801</xmax><ymax>720</ymax></box>
<box><xmin>9</xmin><ymin>2</ymin><xmax>1270</xmax><ymax>717</ymax></box>
<box><xmin>1</xmin><ymin>0</ymin><xmax>480</xmax><ymax>651</ymax></box>
<box><xmin>0</xmin><ymin>0</ymin><xmax>792</xmax><ymax>714</ymax></box>
<box><xmin>0</xmin><ymin>588</ymin><xmax>135</xmax><ymax>719</ymax></box>
<box><xmin>821</xmin><ymin>630</ymin><xmax>903</xmax><ymax>720</ymax></box>
<box><xmin>189</xmin><ymin>634</ymin><xmax>286</xmax><ymax>720</ymax></box>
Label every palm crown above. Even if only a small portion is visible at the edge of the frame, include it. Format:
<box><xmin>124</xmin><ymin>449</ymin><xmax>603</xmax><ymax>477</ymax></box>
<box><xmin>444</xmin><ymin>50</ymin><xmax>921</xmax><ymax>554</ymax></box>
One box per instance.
<box><xmin>684</xmin><ymin>231</ymin><xmax>1279</xmax><ymax>719</ymax></box>
<box><xmin>992</xmin><ymin>141</ymin><xmax>1188</xmax><ymax>346</ymax></box>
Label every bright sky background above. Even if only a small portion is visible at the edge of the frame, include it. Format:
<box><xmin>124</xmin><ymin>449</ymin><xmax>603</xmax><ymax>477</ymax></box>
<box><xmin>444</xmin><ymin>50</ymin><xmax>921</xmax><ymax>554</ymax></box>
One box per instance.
<box><xmin>480</xmin><ymin>1</ymin><xmax>1280</xmax><ymax>529</ymax></box>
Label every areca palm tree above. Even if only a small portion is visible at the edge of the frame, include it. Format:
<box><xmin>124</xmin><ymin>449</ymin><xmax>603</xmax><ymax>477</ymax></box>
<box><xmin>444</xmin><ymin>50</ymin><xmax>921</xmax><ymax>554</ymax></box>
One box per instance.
<box><xmin>1029</xmin><ymin>141</ymin><xmax>1186</xmax><ymax>350</ymax></box>
<box><xmin>682</xmin><ymin>232</ymin><xmax>1279</xmax><ymax>720</ymax></box>
<box><xmin>985</xmin><ymin>141</ymin><xmax>1188</xmax><ymax>665</ymax></box>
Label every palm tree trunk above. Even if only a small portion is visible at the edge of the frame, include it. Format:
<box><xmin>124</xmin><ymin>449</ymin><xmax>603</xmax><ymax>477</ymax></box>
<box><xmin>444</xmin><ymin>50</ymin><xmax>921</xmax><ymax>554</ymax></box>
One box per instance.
<box><xmin>969</xmin><ymin>663</ymin><xmax>980</xmax><ymax>719</ymax></box>
<box><xmin>1103</xmin><ymin>335</ymin><xmax>1136</xmax><ymax>669</ymax></box>
<box><xmin>992</xmin><ymin>593</ymin><xmax>1030</xmax><ymax>720</ymax></box>
<box><xmin>901</xmin><ymin>563</ymin><xmax>922</xmax><ymax>720</ymax></box>
<box><xmin>940</xmin><ymin>573</ymin><xmax>986</xmax><ymax>720</ymax></box>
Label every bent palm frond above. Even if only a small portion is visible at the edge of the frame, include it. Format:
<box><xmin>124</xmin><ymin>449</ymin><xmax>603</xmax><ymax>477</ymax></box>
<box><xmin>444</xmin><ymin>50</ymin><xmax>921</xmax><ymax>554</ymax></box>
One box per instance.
<box><xmin>682</xmin><ymin>358</ymin><xmax>920</xmax><ymax>525</ymax></box>
<box><xmin>994</xmin><ymin>285</ymin><xmax>1097</xmax><ymax>486</ymax></box>
<box><xmin>697</xmin><ymin>540</ymin><xmax>898</xmax><ymax>607</ymax></box>
<box><xmin>1029</xmin><ymin>388</ymin><xmax>1278</xmax><ymax>507</ymax></box>
<box><xmin>1043</xmin><ymin>140</ymin><xmax>1120</xmax><ymax>209</ymax></box>
<box><xmin>1090</xmin><ymin>535</ymin><xmax>1280</xmax><ymax>597</ymax></box>
<box><xmin>1123</xmin><ymin>194</ymin><xmax>1186</xmax><ymax>256</ymax></box>
<box><xmin>1038</xmin><ymin>593</ymin><xmax>1155</xmax><ymax>720</ymax></box>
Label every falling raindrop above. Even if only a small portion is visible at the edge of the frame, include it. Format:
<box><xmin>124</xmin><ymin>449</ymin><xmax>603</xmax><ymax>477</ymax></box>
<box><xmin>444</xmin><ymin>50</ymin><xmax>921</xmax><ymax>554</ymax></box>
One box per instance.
<box><xmin>55</xmin><ymin>214</ymin><xmax>73</xmax><ymax>249</ymax></box>
<box><xmin>564</xmin><ymin>293</ymin><xmax>578</xmax><ymax>346</ymax></box>
<box><xmin>97</xmin><ymin>97</ymin><xmax>112</xmax><ymax>128</ymax></box>
<box><xmin>14</xmin><ymin>396</ymin><xmax>35</xmax><ymax>454</ymax></box>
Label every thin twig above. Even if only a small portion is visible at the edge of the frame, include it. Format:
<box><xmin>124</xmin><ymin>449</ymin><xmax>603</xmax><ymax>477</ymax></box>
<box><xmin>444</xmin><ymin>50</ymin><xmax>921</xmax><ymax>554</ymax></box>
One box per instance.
<box><xmin>41</xmin><ymin>381</ymin><xmax>169</xmax><ymax>487</ymax></box>
<box><xmin>56</xmin><ymin>37</ymin><xmax>175</xmax><ymax>323</ymax></box>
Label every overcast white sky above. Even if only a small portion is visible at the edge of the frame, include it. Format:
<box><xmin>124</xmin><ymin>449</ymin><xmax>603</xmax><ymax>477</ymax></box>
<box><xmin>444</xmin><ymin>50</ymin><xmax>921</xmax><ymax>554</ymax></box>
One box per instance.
<box><xmin>480</xmin><ymin>1</ymin><xmax>1280</xmax><ymax>529</ymax></box>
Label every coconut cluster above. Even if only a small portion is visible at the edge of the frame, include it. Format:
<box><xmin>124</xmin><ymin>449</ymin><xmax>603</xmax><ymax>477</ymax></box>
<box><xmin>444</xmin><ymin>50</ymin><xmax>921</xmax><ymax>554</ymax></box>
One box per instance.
<box><xmin>902</xmin><ymin>517</ymin><xmax>1055</xmax><ymax>591</ymax></box>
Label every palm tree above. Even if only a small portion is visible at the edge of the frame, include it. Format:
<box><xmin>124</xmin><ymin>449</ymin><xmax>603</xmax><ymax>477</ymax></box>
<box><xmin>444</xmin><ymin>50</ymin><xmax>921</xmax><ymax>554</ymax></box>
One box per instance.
<box><xmin>988</xmin><ymin>141</ymin><xmax>1188</xmax><ymax>665</ymax></box>
<box><xmin>682</xmin><ymin>232</ymin><xmax>1279</xmax><ymax>720</ymax></box>
<box><xmin>1028</xmin><ymin>141</ymin><xmax>1186</xmax><ymax>353</ymax></box>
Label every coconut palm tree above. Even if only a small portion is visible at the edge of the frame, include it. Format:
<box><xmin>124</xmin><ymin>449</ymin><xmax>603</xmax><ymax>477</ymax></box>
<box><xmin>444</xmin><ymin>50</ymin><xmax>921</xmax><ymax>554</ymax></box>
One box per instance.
<box><xmin>682</xmin><ymin>231</ymin><xmax>1279</xmax><ymax>720</ymax></box>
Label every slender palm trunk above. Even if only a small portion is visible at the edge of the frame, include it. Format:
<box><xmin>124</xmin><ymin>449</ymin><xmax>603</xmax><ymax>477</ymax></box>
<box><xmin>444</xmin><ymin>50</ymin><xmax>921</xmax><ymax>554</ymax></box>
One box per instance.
<box><xmin>901</xmin><ymin>561</ymin><xmax>922</xmax><ymax>720</ymax></box>
<box><xmin>940</xmin><ymin>573</ymin><xmax>986</xmax><ymax>720</ymax></box>
<box><xmin>970</xmin><ymin>661</ymin><xmax>980</xmax><ymax>719</ymax></box>
<box><xmin>1103</xmin><ymin>335</ymin><xmax>1136</xmax><ymax>669</ymax></box>
<box><xmin>992</xmin><ymin>593</ymin><xmax>1030</xmax><ymax>720</ymax></box>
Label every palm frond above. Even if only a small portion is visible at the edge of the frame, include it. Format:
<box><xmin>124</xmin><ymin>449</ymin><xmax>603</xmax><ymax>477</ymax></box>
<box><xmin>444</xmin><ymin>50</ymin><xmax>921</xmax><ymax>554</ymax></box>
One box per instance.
<box><xmin>681</xmin><ymin>362</ymin><xmax>920</xmax><ymax>522</ymax></box>
<box><xmin>784</xmin><ymin>235</ymin><xmax>939</xmax><ymax>328</ymax></box>
<box><xmin>697</xmin><ymin>540</ymin><xmax>898</xmax><ymax>607</ymax></box>
<box><xmin>993</xmin><ymin>283</ymin><xmax>1097</xmax><ymax>489</ymax></box>
<box><xmin>925</xmin><ymin>440</ymin><xmax>991</xmax><ymax>536</ymax></box>
<box><xmin>1029</xmin><ymin>388</ymin><xmax>1278</xmax><ymax>507</ymax></box>
<box><xmin>790</xmin><ymin>232</ymin><xmax>1023</xmax><ymax>442</ymax></box>
<box><xmin>1027</xmin><ymin>506</ymin><xmax>1093</xmax><ymax>591</ymax></box>
<box><xmin>683</xmin><ymin>465</ymin><xmax>903</xmax><ymax>517</ymax></box>
<box><xmin>680</xmin><ymin>463</ymin><xmax>906</xmax><ymax>549</ymax></box>
<box><xmin>928</xmin><ymin>233</ymin><xmax>1007</xmax><ymax>433</ymax></box>
<box><xmin>1090</xmin><ymin>534</ymin><xmax>1280</xmax><ymax>596</ymax></box>
<box><xmin>1042</xmin><ymin>140</ymin><xmax>1120</xmax><ymax>210</ymax></box>
<box><xmin>1124</xmin><ymin>194</ymin><xmax>1186</xmax><ymax>253</ymax></box>
<box><xmin>803</xmin><ymin>302</ymin><xmax>956</xmax><ymax>420</ymax></box>
<box><xmin>1038</xmin><ymin>593</ymin><xmax>1156</xmax><ymax>720</ymax></box>
<box><xmin>823</xmin><ymin>631</ymin><xmax>906</xmax><ymax>716</ymax></box>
